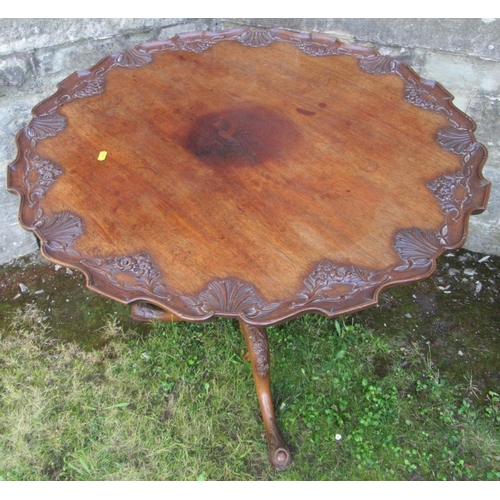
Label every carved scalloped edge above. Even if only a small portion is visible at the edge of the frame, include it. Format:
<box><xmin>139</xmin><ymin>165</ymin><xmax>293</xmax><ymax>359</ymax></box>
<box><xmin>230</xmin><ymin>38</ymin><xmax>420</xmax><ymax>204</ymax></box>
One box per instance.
<box><xmin>62</xmin><ymin>223</ymin><xmax>445</xmax><ymax>326</ymax></box>
<box><xmin>6</xmin><ymin>28</ymin><xmax>491</xmax><ymax>326</ymax></box>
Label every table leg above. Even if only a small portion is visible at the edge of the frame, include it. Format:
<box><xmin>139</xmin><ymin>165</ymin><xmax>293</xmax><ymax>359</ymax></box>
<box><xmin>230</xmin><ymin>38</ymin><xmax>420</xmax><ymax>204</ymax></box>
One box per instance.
<box><xmin>131</xmin><ymin>301</ymin><xmax>183</xmax><ymax>322</ymax></box>
<box><xmin>239</xmin><ymin>319</ymin><xmax>292</xmax><ymax>471</ymax></box>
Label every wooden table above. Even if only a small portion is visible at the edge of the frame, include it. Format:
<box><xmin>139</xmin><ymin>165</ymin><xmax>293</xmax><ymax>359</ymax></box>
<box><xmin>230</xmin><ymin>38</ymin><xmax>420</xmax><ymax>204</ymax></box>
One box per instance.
<box><xmin>8</xmin><ymin>28</ymin><xmax>490</xmax><ymax>470</ymax></box>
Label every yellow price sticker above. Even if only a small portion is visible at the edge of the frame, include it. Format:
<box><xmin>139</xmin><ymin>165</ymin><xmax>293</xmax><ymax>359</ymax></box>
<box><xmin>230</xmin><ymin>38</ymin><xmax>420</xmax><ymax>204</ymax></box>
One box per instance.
<box><xmin>97</xmin><ymin>151</ymin><xmax>108</xmax><ymax>161</ymax></box>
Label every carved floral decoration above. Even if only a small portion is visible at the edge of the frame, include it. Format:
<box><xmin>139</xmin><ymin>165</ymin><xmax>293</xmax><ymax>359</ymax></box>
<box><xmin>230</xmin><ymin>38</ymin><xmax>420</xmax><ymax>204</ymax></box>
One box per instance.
<box><xmin>427</xmin><ymin>169</ymin><xmax>473</xmax><ymax>221</ymax></box>
<box><xmin>82</xmin><ymin>252</ymin><xmax>171</xmax><ymax>299</ymax></box>
<box><xmin>70</xmin><ymin>75</ymin><xmax>105</xmax><ymax>99</ymax></box>
<box><xmin>22</xmin><ymin>155</ymin><xmax>64</xmax><ymax>207</ymax></box>
<box><xmin>429</xmin><ymin>128</ymin><xmax>479</xmax><ymax>219</ymax></box>
<box><xmin>294</xmin><ymin>262</ymin><xmax>387</xmax><ymax>307</ymax></box>
<box><xmin>240</xmin><ymin>322</ymin><xmax>270</xmax><ymax>379</ymax></box>
<box><xmin>403</xmin><ymin>79</ymin><xmax>441</xmax><ymax>111</ymax></box>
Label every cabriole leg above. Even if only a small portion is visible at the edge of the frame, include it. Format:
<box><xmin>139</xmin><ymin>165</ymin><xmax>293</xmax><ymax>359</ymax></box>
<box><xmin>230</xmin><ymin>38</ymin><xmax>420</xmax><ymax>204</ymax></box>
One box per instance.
<box><xmin>239</xmin><ymin>319</ymin><xmax>292</xmax><ymax>471</ymax></box>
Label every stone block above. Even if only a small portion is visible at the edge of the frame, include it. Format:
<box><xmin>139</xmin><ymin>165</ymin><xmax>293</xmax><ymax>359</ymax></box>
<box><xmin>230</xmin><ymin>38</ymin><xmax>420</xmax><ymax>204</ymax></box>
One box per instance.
<box><xmin>468</xmin><ymin>93</ymin><xmax>500</xmax><ymax>165</ymax></box>
<box><xmin>0</xmin><ymin>96</ymin><xmax>49</xmax><ymax>264</ymax></box>
<box><xmin>471</xmin><ymin>166</ymin><xmax>500</xmax><ymax>226</ymax></box>
<box><xmin>0</xmin><ymin>18</ymin><xmax>189</xmax><ymax>56</ymax></box>
<box><xmin>422</xmin><ymin>53</ymin><xmax>500</xmax><ymax>94</ymax></box>
<box><xmin>0</xmin><ymin>53</ymin><xmax>35</xmax><ymax>87</ymax></box>
<box><xmin>34</xmin><ymin>31</ymin><xmax>164</xmax><ymax>86</ymax></box>
<box><xmin>464</xmin><ymin>219</ymin><xmax>500</xmax><ymax>255</ymax></box>
<box><xmin>0</xmin><ymin>97</ymin><xmax>41</xmax><ymax>163</ymax></box>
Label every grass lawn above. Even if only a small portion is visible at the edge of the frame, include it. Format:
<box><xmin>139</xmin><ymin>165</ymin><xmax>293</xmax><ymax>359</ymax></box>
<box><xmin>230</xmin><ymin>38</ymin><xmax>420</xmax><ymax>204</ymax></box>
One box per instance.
<box><xmin>1</xmin><ymin>301</ymin><xmax>499</xmax><ymax>480</ymax></box>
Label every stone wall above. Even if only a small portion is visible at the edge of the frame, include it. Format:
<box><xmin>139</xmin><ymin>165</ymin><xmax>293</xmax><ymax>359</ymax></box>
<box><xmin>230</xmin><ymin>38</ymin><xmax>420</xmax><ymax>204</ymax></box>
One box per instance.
<box><xmin>1</xmin><ymin>18</ymin><xmax>499</xmax><ymax>264</ymax></box>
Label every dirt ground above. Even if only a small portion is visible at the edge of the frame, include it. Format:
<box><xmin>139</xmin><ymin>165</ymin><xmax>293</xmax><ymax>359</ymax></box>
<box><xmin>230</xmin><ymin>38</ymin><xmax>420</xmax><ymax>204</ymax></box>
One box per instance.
<box><xmin>1</xmin><ymin>247</ymin><xmax>499</xmax><ymax>401</ymax></box>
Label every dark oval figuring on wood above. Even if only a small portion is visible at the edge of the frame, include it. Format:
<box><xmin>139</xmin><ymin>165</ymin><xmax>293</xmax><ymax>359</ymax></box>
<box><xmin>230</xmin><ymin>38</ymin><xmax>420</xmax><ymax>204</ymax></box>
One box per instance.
<box><xmin>185</xmin><ymin>105</ymin><xmax>301</xmax><ymax>167</ymax></box>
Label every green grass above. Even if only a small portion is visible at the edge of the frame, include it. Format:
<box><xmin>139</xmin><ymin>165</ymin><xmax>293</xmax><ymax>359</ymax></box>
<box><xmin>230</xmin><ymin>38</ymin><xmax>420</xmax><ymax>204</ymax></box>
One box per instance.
<box><xmin>0</xmin><ymin>304</ymin><xmax>499</xmax><ymax>480</ymax></box>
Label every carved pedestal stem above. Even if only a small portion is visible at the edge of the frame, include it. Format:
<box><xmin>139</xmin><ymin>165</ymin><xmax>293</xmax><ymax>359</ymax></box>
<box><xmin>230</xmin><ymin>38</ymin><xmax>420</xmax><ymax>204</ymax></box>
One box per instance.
<box><xmin>239</xmin><ymin>319</ymin><xmax>292</xmax><ymax>471</ymax></box>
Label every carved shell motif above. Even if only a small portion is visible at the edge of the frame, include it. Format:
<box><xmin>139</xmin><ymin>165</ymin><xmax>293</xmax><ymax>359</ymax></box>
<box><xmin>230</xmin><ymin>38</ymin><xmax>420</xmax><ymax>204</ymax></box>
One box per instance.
<box><xmin>35</xmin><ymin>212</ymin><xmax>83</xmax><ymax>255</ymax></box>
<box><xmin>181</xmin><ymin>279</ymin><xmax>277</xmax><ymax>317</ymax></box>
<box><xmin>116</xmin><ymin>48</ymin><xmax>153</xmax><ymax>68</ymax></box>
<box><xmin>394</xmin><ymin>229</ymin><xmax>443</xmax><ymax>270</ymax></box>
<box><xmin>359</xmin><ymin>54</ymin><xmax>396</xmax><ymax>75</ymax></box>
<box><xmin>237</xmin><ymin>29</ymin><xmax>276</xmax><ymax>47</ymax></box>
<box><xmin>27</xmin><ymin>114</ymin><xmax>67</xmax><ymax>141</ymax></box>
<box><xmin>436</xmin><ymin>127</ymin><xmax>476</xmax><ymax>155</ymax></box>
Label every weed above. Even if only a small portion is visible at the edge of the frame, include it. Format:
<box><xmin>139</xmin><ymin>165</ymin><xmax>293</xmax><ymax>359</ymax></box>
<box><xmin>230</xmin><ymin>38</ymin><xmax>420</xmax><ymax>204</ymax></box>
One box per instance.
<box><xmin>485</xmin><ymin>391</ymin><xmax>500</xmax><ymax>427</ymax></box>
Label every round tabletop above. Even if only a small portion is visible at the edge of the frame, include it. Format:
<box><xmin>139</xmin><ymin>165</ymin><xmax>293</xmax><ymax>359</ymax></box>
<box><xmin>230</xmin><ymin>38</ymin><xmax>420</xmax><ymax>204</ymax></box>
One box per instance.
<box><xmin>8</xmin><ymin>28</ymin><xmax>490</xmax><ymax>326</ymax></box>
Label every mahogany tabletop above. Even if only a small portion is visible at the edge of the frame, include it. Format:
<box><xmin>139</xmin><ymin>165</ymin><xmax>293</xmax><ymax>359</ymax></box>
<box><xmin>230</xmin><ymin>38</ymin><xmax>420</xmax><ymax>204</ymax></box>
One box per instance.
<box><xmin>7</xmin><ymin>27</ymin><xmax>492</xmax><ymax>472</ymax></box>
<box><xmin>8</xmin><ymin>28</ymin><xmax>490</xmax><ymax>326</ymax></box>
